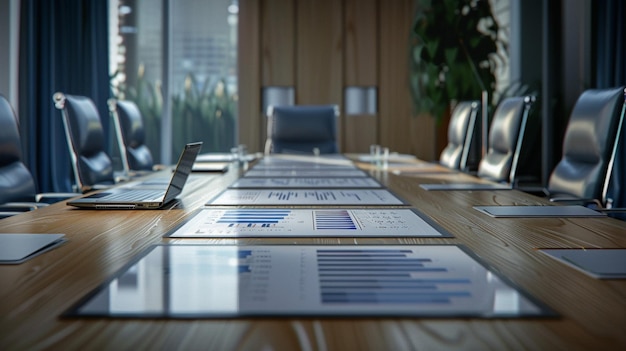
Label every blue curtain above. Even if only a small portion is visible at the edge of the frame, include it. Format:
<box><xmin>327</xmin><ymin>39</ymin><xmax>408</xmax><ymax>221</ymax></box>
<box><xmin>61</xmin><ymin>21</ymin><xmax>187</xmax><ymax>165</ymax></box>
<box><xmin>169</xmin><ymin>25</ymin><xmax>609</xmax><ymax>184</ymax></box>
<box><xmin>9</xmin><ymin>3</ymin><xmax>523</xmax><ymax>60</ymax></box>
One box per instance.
<box><xmin>19</xmin><ymin>0</ymin><xmax>110</xmax><ymax>192</ymax></box>
<box><xmin>595</xmin><ymin>0</ymin><xmax>626</xmax><ymax>217</ymax></box>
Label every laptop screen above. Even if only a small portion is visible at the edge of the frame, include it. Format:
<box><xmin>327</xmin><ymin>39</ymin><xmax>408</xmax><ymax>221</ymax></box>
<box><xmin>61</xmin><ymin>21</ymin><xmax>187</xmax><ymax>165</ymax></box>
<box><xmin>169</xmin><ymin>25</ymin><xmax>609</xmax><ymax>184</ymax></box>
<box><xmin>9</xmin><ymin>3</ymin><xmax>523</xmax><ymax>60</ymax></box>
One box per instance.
<box><xmin>162</xmin><ymin>142</ymin><xmax>203</xmax><ymax>203</ymax></box>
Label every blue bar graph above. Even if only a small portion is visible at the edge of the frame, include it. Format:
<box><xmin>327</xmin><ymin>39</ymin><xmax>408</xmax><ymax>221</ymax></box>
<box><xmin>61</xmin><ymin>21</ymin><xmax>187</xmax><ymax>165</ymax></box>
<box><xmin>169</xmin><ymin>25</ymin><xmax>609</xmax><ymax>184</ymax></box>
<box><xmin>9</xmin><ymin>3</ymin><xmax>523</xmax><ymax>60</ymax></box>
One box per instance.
<box><xmin>238</xmin><ymin>250</ymin><xmax>253</xmax><ymax>259</ymax></box>
<box><xmin>216</xmin><ymin>210</ymin><xmax>291</xmax><ymax>227</ymax></box>
<box><xmin>317</xmin><ymin>249</ymin><xmax>471</xmax><ymax>304</ymax></box>
<box><xmin>314</xmin><ymin>210</ymin><xmax>357</xmax><ymax>230</ymax></box>
<box><xmin>238</xmin><ymin>265</ymin><xmax>252</xmax><ymax>273</ymax></box>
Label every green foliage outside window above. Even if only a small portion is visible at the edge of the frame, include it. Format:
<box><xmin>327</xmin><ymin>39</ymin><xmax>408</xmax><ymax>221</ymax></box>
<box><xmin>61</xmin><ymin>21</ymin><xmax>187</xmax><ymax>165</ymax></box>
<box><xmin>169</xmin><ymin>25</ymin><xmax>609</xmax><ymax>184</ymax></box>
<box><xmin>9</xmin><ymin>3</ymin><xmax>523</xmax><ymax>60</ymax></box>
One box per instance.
<box><xmin>113</xmin><ymin>64</ymin><xmax>236</xmax><ymax>160</ymax></box>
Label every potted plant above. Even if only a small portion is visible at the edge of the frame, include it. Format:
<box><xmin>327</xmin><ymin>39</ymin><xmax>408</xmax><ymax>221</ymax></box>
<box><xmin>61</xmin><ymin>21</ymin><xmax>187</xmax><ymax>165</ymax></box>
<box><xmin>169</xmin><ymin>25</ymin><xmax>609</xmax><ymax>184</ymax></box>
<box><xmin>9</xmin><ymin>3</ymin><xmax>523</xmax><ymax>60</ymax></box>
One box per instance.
<box><xmin>409</xmin><ymin>0</ymin><xmax>507</xmax><ymax>124</ymax></box>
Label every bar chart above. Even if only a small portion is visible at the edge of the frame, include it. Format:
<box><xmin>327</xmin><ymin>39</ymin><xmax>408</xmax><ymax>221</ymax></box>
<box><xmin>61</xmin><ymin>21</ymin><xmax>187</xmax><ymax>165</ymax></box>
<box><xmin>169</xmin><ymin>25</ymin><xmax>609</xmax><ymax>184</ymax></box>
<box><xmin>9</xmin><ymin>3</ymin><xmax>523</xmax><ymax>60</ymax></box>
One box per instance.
<box><xmin>207</xmin><ymin>189</ymin><xmax>406</xmax><ymax>206</ymax></box>
<box><xmin>229</xmin><ymin>177</ymin><xmax>382</xmax><ymax>189</ymax></box>
<box><xmin>168</xmin><ymin>208</ymin><xmax>451</xmax><ymax>238</ymax></box>
<box><xmin>317</xmin><ymin>249</ymin><xmax>470</xmax><ymax>304</ymax></box>
<box><xmin>67</xmin><ymin>244</ymin><xmax>552</xmax><ymax>318</ymax></box>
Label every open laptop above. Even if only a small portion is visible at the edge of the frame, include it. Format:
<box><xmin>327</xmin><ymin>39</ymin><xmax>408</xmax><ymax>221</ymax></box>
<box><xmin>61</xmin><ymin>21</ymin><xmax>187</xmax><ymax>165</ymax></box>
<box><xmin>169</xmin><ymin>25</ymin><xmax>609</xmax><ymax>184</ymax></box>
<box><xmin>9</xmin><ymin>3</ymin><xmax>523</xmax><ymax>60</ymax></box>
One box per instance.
<box><xmin>67</xmin><ymin>142</ymin><xmax>202</xmax><ymax>209</ymax></box>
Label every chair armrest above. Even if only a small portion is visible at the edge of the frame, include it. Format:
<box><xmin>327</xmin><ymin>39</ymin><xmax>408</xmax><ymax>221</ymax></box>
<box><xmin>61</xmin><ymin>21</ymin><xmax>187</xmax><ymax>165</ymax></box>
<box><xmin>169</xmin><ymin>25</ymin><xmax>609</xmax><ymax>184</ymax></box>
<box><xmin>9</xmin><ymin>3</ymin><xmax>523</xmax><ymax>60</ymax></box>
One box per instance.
<box><xmin>35</xmin><ymin>192</ymin><xmax>82</xmax><ymax>204</ymax></box>
<box><xmin>594</xmin><ymin>207</ymin><xmax>626</xmax><ymax>213</ymax></box>
<box><xmin>0</xmin><ymin>202</ymin><xmax>44</xmax><ymax>211</ymax></box>
<box><xmin>0</xmin><ymin>211</ymin><xmax>25</xmax><ymax>219</ymax></box>
<box><xmin>549</xmin><ymin>196</ymin><xmax>602</xmax><ymax>208</ymax></box>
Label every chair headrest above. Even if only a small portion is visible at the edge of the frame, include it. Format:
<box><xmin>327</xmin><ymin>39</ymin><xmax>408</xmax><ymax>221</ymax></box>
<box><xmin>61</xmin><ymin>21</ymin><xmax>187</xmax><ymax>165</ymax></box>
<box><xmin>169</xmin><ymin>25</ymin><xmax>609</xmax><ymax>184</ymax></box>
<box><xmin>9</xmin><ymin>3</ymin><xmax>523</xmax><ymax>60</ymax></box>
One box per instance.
<box><xmin>63</xmin><ymin>95</ymin><xmax>106</xmax><ymax>157</ymax></box>
<box><xmin>488</xmin><ymin>97</ymin><xmax>528</xmax><ymax>154</ymax></box>
<box><xmin>269</xmin><ymin>105</ymin><xmax>338</xmax><ymax>142</ymax></box>
<box><xmin>562</xmin><ymin>87</ymin><xmax>625</xmax><ymax>164</ymax></box>
<box><xmin>115</xmin><ymin>100</ymin><xmax>146</xmax><ymax>148</ymax></box>
<box><xmin>447</xmin><ymin>101</ymin><xmax>479</xmax><ymax>145</ymax></box>
<box><xmin>0</xmin><ymin>95</ymin><xmax>22</xmax><ymax>167</ymax></box>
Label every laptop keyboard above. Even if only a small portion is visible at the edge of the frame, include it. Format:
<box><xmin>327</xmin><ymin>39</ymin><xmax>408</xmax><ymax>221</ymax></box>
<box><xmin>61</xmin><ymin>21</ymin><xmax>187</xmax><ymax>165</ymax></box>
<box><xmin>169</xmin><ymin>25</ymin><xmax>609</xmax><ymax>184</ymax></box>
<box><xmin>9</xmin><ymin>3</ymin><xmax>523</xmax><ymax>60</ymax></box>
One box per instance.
<box><xmin>103</xmin><ymin>190</ymin><xmax>164</xmax><ymax>201</ymax></box>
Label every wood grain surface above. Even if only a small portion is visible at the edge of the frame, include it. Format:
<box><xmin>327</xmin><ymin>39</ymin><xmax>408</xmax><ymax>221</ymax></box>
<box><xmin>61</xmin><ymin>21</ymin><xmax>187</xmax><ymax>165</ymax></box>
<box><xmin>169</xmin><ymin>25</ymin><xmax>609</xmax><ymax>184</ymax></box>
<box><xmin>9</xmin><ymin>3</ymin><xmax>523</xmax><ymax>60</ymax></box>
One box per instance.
<box><xmin>1</xmin><ymin>158</ymin><xmax>625</xmax><ymax>351</ymax></box>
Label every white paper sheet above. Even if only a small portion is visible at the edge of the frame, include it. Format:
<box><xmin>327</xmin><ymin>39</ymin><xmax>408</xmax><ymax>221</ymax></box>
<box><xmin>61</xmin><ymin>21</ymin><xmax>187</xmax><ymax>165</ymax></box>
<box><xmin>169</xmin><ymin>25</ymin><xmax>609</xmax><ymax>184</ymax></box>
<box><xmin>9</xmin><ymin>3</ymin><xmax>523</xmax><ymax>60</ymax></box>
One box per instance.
<box><xmin>66</xmin><ymin>244</ymin><xmax>553</xmax><ymax>318</ymax></box>
<box><xmin>258</xmin><ymin>154</ymin><xmax>352</xmax><ymax>167</ymax></box>
<box><xmin>168</xmin><ymin>208</ymin><xmax>451</xmax><ymax>238</ymax></box>
<box><xmin>207</xmin><ymin>189</ymin><xmax>406</xmax><ymax>206</ymax></box>
<box><xmin>243</xmin><ymin>169</ymin><xmax>369</xmax><ymax>178</ymax></box>
<box><xmin>229</xmin><ymin>177</ymin><xmax>382</xmax><ymax>189</ymax></box>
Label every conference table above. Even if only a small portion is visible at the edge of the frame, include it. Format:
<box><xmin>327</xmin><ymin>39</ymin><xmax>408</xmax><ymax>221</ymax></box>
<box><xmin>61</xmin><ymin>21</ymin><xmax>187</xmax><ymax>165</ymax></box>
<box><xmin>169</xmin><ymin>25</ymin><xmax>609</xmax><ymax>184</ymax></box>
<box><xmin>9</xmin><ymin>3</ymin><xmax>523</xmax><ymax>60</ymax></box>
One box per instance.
<box><xmin>1</xmin><ymin>154</ymin><xmax>625</xmax><ymax>350</ymax></box>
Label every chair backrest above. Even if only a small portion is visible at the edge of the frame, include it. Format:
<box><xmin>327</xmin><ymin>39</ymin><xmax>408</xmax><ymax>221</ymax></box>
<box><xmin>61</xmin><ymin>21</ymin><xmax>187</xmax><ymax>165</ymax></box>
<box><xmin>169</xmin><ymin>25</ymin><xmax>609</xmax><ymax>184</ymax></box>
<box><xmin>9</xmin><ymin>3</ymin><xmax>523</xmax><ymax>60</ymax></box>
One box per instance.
<box><xmin>108</xmin><ymin>99</ymin><xmax>154</xmax><ymax>173</ymax></box>
<box><xmin>53</xmin><ymin>92</ymin><xmax>115</xmax><ymax>192</ymax></box>
<box><xmin>477</xmin><ymin>96</ymin><xmax>535</xmax><ymax>183</ymax></box>
<box><xmin>0</xmin><ymin>94</ymin><xmax>37</xmax><ymax>203</ymax></box>
<box><xmin>439</xmin><ymin>101</ymin><xmax>480</xmax><ymax>170</ymax></box>
<box><xmin>265</xmin><ymin>105</ymin><xmax>339</xmax><ymax>155</ymax></box>
<box><xmin>548</xmin><ymin>86</ymin><xmax>626</xmax><ymax>203</ymax></box>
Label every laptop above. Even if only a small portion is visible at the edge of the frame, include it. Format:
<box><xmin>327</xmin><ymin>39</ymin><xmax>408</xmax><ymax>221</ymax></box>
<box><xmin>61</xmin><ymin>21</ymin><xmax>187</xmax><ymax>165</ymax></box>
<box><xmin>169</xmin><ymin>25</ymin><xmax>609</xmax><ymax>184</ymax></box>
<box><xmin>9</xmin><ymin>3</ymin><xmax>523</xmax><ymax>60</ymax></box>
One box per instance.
<box><xmin>68</xmin><ymin>142</ymin><xmax>202</xmax><ymax>209</ymax></box>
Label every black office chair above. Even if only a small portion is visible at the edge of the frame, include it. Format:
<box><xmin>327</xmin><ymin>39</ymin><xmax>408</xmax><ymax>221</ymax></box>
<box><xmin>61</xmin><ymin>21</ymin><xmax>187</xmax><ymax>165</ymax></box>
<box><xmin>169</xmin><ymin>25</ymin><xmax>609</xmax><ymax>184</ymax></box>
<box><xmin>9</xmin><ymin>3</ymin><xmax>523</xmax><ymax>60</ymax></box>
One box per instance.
<box><xmin>53</xmin><ymin>92</ymin><xmax>116</xmax><ymax>193</ymax></box>
<box><xmin>0</xmin><ymin>94</ymin><xmax>78</xmax><ymax>218</ymax></box>
<box><xmin>439</xmin><ymin>100</ymin><xmax>480</xmax><ymax>171</ymax></box>
<box><xmin>108</xmin><ymin>99</ymin><xmax>155</xmax><ymax>175</ymax></box>
<box><xmin>476</xmin><ymin>95</ymin><xmax>535</xmax><ymax>184</ymax></box>
<box><xmin>545</xmin><ymin>86</ymin><xmax>626</xmax><ymax>208</ymax></box>
<box><xmin>264</xmin><ymin>105</ymin><xmax>339</xmax><ymax>155</ymax></box>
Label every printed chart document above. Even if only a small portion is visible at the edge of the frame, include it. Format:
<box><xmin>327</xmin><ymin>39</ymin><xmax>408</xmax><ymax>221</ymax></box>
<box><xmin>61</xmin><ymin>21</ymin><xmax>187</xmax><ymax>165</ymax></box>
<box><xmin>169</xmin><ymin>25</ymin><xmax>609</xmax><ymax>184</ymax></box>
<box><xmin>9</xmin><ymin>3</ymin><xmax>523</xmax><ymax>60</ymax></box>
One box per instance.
<box><xmin>540</xmin><ymin>249</ymin><xmax>626</xmax><ymax>279</ymax></box>
<box><xmin>207</xmin><ymin>189</ymin><xmax>406</xmax><ymax>206</ymax></box>
<box><xmin>386</xmin><ymin>163</ymin><xmax>453</xmax><ymax>173</ymax></box>
<box><xmin>229</xmin><ymin>177</ymin><xmax>382</xmax><ymax>189</ymax></box>
<box><xmin>192</xmin><ymin>162</ymin><xmax>229</xmax><ymax>172</ymax></box>
<box><xmin>474</xmin><ymin>205</ymin><xmax>606</xmax><ymax>218</ymax></box>
<box><xmin>64</xmin><ymin>244</ymin><xmax>554</xmax><ymax>319</ymax></box>
<box><xmin>168</xmin><ymin>208</ymin><xmax>451</xmax><ymax>238</ymax></box>
<box><xmin>0</xmin><ymin>233</ymin><xmax>67</xmax><ymax>264</ymax></box>
<box><xmin>420</xmin><ymin>183</ymin><xmax>512</xmax><ymax>191</ymax></box>
<box><xmin>258</xmin><ymin>154</ymin><xmax>352</xmax><ymax>168</ymax></box>
<box><xmin>251</xmin><ymin>161</ymin><xmax>356</xmax><ymax>170</ymax></box>
<box><xmin>355</xmin><ymin>153</ymin><xmax>417</xmax><ymax>163</ymax></box>
<box><xmin>195</xmin><ymin>152</ymin><xmax>260</xmax><ymax>163</ymax></box>
<box><xmin>243</xmin><ymin>169</ymin><xmax>368</xmax><ymax>178</ymax></box>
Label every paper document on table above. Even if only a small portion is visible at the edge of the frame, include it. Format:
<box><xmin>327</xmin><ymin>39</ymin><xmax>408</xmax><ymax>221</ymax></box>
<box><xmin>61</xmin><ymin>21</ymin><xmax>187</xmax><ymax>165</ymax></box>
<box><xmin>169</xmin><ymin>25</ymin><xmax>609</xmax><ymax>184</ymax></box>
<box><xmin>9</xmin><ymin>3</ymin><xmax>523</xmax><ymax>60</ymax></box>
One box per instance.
<box><xmin>356</xmin><ymin>153</ymin><xmax>417</xmax><ymax>163</ymax></box>
<box><xmin>64</xmin><ymin>244</ymin><xmax>555</xmax><ymax>319</ymax></box>
<box><xmin>168</xmin><ymin>208</ymin><xmax>451</xmax><ymax>238</ymax></box>
<box><xmin>192</xmin><ymin>162</ymin><xmax>229</xmax><ymax>172</ymax></box>
<box><xmin>207</xmin><ymin>189</ymin><xmax>407</xmax><ymax>206</ymax></box>
<box><xmin>229</xmin><ymin>177</ymin><xmax>382</xmax><ymax>189</ymax></box>
<box><xmin>257</xmin><ymin>154</ymin><xmax>352</xmax><ymax>168</ymax></box>
<box><xmin>243</xmin><ymin>169</ymin><xmax>368</xmax><ymax>178</ymax></box>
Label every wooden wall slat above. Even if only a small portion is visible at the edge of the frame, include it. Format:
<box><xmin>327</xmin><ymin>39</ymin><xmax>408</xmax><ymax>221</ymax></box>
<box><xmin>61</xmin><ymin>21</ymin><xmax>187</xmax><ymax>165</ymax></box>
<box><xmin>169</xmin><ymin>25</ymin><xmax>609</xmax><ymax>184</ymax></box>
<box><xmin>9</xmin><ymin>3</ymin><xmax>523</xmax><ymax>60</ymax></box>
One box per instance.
<box><xmin>344</xmin><ymin>0</ymin><xmax>377</xmax><ymax>86</ymax></box>
<box><xmin>296</xmin><ymin>0</ymin><xmax>343</xmax><ymax>105</ymax></box>
<box><xmin>343</xmin><ymin>0</ymin><xmax>378</xmax><ymax>153</ymax></box>
<box><xmin>262</xmin><ymin>0</ymin><xmax>295</xmax><ymax>86</ymax></box>
<box><xmin>379</xmin><ymin>0</ymin><xmax>435</xmax><ymax>160</ymax></box>
<box><xmin>345</xmin><ymin>114</ymin><xmax>377</xmax><ymax>153</ymax></box>
<box><xmin>238</xmin><ymin>0</ymin><xmax>263</xmax><ymax>152</ymax></box>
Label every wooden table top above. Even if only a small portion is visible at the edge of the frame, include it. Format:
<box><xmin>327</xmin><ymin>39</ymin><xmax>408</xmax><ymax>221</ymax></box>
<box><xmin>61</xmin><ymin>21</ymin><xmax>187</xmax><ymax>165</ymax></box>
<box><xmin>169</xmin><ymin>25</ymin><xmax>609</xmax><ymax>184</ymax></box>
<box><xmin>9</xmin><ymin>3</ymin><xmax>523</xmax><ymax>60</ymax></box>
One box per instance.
<box><xmin>1</xmin><ymin>156</ymin><xmax>625</xmax><ymax>350</ymax></box>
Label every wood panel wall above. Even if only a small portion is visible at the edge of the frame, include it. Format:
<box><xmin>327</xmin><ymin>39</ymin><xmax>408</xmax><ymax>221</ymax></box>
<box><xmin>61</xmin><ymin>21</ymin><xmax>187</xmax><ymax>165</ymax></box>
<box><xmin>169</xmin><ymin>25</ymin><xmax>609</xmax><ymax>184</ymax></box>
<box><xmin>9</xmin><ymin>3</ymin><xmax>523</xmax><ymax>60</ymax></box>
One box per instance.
<box><xmin>238</xmin><ymin>0</ymin><xmax>262</xmax><ymax>151</ymax></box>
<box><xmin>238</xmin><ymin>0</ymin><xmax>437</xmax><ymax>160</ymax></box>
<box><xmin>344</xmin><ymin>0</ymin><xmax>378</xmax><ymax>153</ymax></box>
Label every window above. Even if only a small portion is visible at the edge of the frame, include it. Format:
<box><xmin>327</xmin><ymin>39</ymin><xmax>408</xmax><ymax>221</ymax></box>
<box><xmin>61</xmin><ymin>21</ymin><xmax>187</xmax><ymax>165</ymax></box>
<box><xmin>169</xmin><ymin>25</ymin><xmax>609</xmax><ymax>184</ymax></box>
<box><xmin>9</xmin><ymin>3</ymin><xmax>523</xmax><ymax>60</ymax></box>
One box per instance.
<box><xmin>110</xmin><ymin>0</ymin><xmax>238</xmax><ymax>163</ymax></box>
